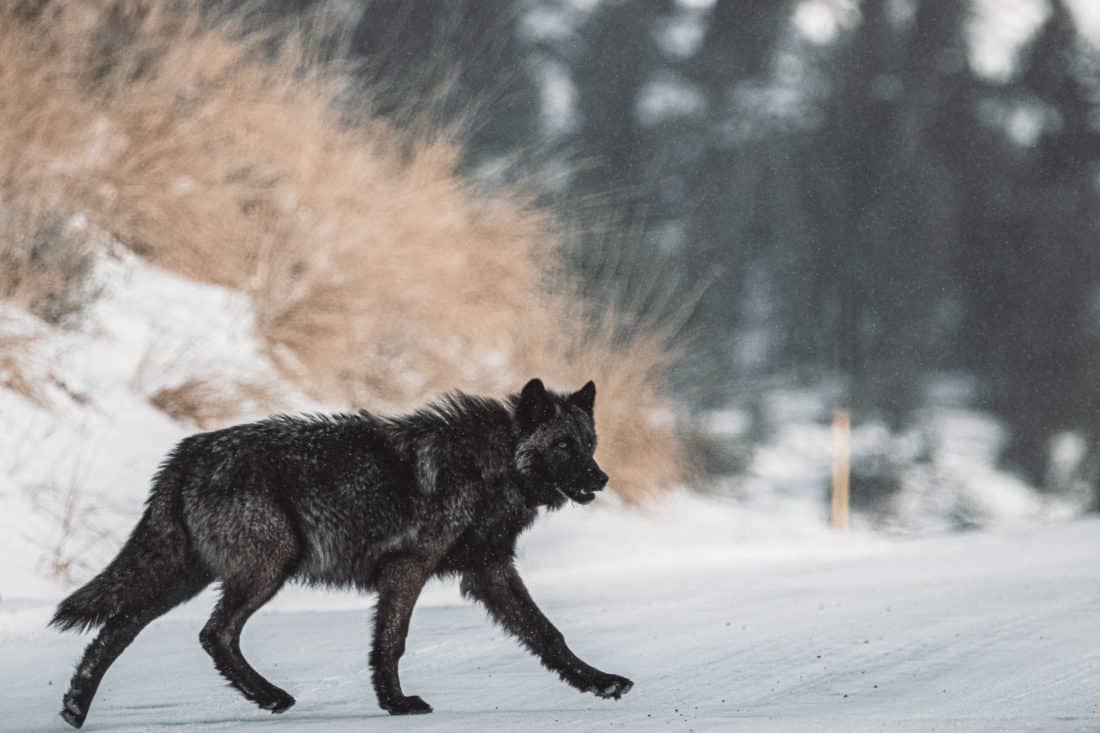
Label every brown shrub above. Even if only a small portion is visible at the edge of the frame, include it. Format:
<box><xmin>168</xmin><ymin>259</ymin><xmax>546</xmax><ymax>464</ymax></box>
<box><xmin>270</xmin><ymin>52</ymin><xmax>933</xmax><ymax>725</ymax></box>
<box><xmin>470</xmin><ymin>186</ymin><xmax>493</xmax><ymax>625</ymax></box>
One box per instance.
<box><xmin>149</xmin><ymin>377</ymin><xmax>278</xmax><ymax>429</ymax></box>
<box><xmin>0</xmin><ymin>1</ymin><xmax>686</xmax><ymax>500</ymax></box>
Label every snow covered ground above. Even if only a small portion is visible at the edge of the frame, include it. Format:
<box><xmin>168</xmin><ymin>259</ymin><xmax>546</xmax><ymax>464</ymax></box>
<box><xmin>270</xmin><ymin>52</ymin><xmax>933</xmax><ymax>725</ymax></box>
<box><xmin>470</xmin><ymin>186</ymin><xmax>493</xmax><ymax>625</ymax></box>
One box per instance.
<box><xmin>1</xmin><ymin>515</ymin><xmax>1097</xmax><ymax>732</ymax></box>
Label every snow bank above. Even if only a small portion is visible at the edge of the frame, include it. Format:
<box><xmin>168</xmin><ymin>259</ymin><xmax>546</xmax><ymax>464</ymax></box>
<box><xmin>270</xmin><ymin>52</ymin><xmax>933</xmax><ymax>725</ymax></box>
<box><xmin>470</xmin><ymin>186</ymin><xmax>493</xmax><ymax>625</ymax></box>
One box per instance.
<box><xmin>0</xmin><ymin>240</ymin><xmax>314</xmax><ymax>602</ymax></box>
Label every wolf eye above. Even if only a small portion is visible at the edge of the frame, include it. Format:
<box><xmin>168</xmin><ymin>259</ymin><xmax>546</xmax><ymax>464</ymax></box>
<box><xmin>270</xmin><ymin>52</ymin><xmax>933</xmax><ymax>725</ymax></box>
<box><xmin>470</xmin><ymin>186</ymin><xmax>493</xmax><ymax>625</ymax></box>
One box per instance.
<box><xmin>556</xmin><ymin>440</ymin><xmax>570</xmax><ymax>452</ymax></box>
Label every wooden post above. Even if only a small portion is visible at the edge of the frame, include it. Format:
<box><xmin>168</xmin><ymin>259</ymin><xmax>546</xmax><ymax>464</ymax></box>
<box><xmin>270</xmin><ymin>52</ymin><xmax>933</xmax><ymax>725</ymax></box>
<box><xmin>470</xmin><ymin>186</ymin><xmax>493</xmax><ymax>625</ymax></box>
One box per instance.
<box><xmin>831</xmin><ymin>410</ymin><xmax>850</xmax><ymax>530</ymax></box>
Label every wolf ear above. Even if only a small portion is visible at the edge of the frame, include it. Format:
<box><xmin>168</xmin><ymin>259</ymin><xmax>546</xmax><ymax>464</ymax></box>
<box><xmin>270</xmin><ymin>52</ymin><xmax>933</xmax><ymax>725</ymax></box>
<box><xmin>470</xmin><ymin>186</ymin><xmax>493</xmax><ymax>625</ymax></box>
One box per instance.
<box><xmin>516</xmin><ymin>378</ymin><xmax>555</xmax><ymax>430</ymax></box>
<box><xmin>569</xmin><ymin>380</ymin><xmax>596</xmax><ymax>416</ymax></box>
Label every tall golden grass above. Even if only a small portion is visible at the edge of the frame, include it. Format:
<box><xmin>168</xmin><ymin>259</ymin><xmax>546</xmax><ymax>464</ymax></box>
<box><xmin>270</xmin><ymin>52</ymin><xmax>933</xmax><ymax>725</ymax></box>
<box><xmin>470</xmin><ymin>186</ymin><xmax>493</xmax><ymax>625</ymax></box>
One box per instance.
<box><xmin>0</xmin><ymin>1</ymin><xmax>686</xmax><ymax>501</ymax></box>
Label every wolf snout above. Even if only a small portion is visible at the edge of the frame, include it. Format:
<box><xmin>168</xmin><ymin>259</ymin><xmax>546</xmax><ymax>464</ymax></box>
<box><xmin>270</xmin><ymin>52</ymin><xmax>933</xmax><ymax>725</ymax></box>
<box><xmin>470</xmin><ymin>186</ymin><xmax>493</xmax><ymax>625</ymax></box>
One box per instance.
<box><xmin>588</xmin><ymin>466</ymin><xmax>609</xmax><ymax>490</ymax></box>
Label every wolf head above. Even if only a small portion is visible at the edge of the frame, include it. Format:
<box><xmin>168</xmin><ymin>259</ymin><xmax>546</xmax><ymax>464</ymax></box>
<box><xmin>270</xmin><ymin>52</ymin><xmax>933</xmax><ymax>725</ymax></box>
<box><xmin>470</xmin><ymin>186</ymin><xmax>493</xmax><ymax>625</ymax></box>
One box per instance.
<box><xmin>512</xmin><ymin>378</ymin><xmax>609</xmax><ymax>508</ymax></box>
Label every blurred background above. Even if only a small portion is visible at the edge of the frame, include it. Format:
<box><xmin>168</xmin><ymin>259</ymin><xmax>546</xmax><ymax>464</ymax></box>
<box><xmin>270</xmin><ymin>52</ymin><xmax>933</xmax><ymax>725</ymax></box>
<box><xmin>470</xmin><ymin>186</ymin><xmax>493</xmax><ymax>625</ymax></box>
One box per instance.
<box><xmin>2</xmin><ymin>0</ymin><xmax>1099</xmax><ymax>591</ymax></box>
<box><xmin>304</xmin><ymin>0</ymin><xmax>1100</xmax><ymax>533</ymax></box>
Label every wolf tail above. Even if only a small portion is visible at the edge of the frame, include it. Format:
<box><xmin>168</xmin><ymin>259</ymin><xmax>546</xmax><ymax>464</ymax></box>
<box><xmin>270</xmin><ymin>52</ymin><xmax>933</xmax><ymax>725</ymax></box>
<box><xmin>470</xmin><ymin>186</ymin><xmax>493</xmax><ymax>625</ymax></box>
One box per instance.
<box><xmin>51</xmin><ymin>467</ymin><xmax>200</xmax><ymax>633</ymax></box>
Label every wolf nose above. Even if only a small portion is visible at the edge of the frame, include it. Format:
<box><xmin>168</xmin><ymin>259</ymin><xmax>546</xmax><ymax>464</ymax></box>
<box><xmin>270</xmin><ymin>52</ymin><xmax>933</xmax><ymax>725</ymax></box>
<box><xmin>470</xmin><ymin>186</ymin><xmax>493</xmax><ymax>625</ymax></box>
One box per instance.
<box><xmin>591</xmin><ymin>468</ymin><xmax>609</xmax><ymax>489</ymax></box>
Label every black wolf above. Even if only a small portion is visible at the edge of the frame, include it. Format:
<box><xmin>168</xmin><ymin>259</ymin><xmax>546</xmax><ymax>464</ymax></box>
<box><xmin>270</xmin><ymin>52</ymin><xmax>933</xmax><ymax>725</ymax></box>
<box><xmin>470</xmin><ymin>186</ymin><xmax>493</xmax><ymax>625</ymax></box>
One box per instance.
<box><xmin>51</xmin><ymin>378</ymin><xmax>633</xmax><ymax>728</ymax></box>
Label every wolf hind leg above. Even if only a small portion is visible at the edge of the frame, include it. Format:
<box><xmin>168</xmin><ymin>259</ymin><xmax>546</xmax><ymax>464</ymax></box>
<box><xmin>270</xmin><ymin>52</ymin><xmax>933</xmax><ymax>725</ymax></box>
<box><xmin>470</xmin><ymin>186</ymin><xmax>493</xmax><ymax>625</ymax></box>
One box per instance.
<box><xmin>61</xmin><ymin>572</ymin><xmax>211</xmax><ymax>729</ymax></box>
<box><xmin>199</xmin><ymin>559</ymin><xmax>297</xmax><ymax>713</ymax></box>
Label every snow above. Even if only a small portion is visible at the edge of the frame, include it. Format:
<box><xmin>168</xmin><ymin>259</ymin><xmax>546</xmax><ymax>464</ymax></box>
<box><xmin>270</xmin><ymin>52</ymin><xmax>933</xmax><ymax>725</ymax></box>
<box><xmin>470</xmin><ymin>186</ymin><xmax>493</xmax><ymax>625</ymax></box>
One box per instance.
<box><xmin>1</xmin><ymin>518</ymin><xmax>1097</xmax><ymax>731</ymax></box>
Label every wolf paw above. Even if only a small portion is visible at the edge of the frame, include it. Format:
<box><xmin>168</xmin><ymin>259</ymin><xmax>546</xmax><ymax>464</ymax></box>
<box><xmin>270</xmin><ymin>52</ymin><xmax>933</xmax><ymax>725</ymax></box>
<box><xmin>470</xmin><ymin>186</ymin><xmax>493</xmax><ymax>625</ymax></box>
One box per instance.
<box><xmin>585</xmin><ymin>673</ymin><xmax>634</xmax><ymax>700</ymax></box>
<box><xmin>255</xmin><ymin>688</ymin><xmax>296</xmax><ymax>714</ymax></box>
<box><xmin>60</xmin><ymin>689</ymin><xmax>89</xmax><ymax>729</ymax></box>
<box><xmin>382</xmin><ymin>694</ymin><xmax>433</xmax><ymax>715</ymax></box>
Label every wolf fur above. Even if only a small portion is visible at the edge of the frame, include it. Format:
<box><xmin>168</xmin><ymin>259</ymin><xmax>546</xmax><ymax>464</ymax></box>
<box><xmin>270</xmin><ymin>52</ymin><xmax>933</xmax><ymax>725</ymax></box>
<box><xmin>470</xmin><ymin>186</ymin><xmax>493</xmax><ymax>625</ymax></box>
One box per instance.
<box><xmin>51</xmin><ymin>378</ymin><xmax>633</xmax><ymax>728</ymax></box>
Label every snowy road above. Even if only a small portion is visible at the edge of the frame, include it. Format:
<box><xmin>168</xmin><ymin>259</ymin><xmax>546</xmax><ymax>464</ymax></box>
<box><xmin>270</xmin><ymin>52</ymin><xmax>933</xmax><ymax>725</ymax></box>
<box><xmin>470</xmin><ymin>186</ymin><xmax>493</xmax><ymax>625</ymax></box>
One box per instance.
<box><xmin>3</xmin><ymin>519</ymin><xmax>1098</xmax><ymax>732</ymax></box>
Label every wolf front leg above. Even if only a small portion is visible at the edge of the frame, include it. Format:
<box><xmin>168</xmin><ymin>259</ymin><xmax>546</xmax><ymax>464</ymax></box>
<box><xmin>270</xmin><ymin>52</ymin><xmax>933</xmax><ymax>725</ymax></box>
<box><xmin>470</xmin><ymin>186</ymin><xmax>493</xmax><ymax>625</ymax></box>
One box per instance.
<box><xmin>369</xmin><ymin>555</ymin><xmax>434</xmax><ymax>715</ymax></box>
<box><xmin>461</xmin><ymin>561</ymin><xmax>634</xmax><ymax>700</ymax></box>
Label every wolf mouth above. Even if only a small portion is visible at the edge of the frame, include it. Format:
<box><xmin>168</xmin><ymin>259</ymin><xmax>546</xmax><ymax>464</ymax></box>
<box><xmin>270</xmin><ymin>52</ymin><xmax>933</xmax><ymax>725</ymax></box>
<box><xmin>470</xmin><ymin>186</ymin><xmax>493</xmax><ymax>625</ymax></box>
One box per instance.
<box><xmin>556</xmin><ymin>486</ymin><xmax>597</xmax><ymax>505</ymax></box>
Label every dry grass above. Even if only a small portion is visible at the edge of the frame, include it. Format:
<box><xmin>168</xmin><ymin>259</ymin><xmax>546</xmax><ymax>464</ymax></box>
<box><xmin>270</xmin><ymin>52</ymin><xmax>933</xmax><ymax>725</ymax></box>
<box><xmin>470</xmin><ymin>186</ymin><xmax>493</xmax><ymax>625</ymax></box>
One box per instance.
<box><xmin>25</xmin><ymin>474</ymin><xmax>124</xmax><ymax>585</ymax></box>
<box><xmin>0</xmin><ymin>208</ymin><xmax>96</xmax><ymax>326</ymax></box>
<box><xmin>0</xmin><ymin>0</ymin><xmax>686</xmax><ymax>501</ymax></box>
<box><xmin>150</xmin><ymin>377</ymin><xmax>279</xmax><ymax>429</ymax></box>
<box><xmin>0</xmin><ymin>329</ymin><xmax>48</xmax><ymax>407</ymax></box>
